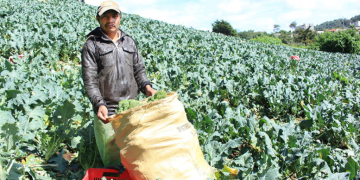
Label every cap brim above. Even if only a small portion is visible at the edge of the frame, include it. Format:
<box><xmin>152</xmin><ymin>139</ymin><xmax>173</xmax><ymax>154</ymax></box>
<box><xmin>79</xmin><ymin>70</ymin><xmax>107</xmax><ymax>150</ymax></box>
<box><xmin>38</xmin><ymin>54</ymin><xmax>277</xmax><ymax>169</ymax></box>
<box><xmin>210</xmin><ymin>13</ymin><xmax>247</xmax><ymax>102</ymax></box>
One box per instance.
<box><xmin>98</xmin><ymin>6</ymin><xmax>120</xmax><ymax>16</ymax></box>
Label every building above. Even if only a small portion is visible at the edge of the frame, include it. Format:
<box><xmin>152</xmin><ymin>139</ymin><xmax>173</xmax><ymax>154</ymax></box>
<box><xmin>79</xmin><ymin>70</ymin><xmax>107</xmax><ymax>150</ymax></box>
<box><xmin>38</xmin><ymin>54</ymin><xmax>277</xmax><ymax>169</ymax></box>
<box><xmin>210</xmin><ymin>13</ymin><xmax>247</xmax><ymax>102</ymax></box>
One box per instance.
<box><xmin>327</xmin><ymin>29</ymin><xmax>349</xmax><ymax>33</ymax></box>
<box><xmin>328</xmin><ymin>28</ymin><xmax>339</xmax><ymax>33</ymax></box>
<box><xmin>296</xmin><ymin>23</ymin><xmax>315</xmax><ymax>31</ymax></box>
<box><xmin>350</xmin><ymin>21</ymin><xmax>360</xmax><ymax>27</ymax></box>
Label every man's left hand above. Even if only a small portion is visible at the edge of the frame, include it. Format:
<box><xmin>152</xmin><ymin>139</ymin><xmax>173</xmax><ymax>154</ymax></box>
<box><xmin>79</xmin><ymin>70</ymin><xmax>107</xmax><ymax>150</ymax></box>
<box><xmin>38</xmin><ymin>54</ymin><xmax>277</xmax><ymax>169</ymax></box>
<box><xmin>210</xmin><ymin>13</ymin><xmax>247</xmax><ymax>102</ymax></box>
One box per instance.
<box><xmin>145</xmin><ymin>85</ymin><xmax>157</xmax><ymax>97</ymax></box>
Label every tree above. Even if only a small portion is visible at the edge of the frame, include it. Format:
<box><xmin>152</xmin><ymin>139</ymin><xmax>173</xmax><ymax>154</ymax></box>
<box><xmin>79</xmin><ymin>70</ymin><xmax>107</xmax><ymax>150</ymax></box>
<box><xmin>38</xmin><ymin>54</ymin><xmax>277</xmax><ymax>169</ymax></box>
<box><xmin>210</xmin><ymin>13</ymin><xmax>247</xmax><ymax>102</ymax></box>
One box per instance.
<box><xmin>212</xmin><ymin>20</ymin><xmax>238</xmax><ymax>37</ymax></box>
<box><xmin>289</xmin><ymin>21</ymin><xmax>297</xmax><ymax>32</ymax></box>
<box><xmin>350</xmin><ymin>14</ymin><xmax>360</xmax><ymax>22</ymax></box>
<box><xmin>273</xmin><ymin>24</ymin><xmax>280</xmax><ymax>33</ymax></box>
<box><xmin>294</xmin><ymin>26</ymin><xmax>316</xmax><ymax>45</ymax></box>
<box><xmin>315</xmin><ymin>18</ymin><xmax>351</xmax><ymax>30</ymax></box>
<box><xmin>278</xmin><ymin>30</ymin><xmax>293</xmax><ymax>44</ymax></box>
<box><xmin>314</xmin><ymin>27</ymin><xmax>360</xmax><ymax>54</ymax></box>
<box><xmin>238</xmin><ymin>30</ymin><xmax>264</xmax><ymax>40</ymax></box>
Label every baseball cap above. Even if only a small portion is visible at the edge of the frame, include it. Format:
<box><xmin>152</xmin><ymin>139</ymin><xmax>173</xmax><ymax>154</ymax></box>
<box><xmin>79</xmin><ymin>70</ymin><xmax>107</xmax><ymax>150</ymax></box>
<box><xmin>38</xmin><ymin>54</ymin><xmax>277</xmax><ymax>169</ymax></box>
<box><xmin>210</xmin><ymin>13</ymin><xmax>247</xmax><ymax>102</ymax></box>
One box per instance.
<box><xmin>97</xmin><ymin>1</ymin><xmax>121</xmax><ymax>16</ymax></box>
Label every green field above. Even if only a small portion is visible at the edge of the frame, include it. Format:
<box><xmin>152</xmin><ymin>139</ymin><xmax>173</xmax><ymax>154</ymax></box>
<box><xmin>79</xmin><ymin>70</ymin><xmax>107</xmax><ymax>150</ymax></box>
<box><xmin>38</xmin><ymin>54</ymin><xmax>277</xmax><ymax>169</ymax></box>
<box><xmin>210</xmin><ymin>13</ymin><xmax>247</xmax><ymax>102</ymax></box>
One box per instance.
<box><xmin>0</xmin><ymin>0</ymin><xmax>360</xmax><ymax>179</ymax></box>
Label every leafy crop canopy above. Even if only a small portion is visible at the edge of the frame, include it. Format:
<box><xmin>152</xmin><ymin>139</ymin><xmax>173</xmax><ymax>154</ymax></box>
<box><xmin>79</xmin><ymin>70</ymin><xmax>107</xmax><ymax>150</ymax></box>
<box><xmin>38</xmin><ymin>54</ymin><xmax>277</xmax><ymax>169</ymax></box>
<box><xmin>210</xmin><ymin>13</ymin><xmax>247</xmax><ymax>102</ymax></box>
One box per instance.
<box><xmin>0</xmin><ymin>0</ymin><xmax>359</xmax><ymax>179</ymax></box>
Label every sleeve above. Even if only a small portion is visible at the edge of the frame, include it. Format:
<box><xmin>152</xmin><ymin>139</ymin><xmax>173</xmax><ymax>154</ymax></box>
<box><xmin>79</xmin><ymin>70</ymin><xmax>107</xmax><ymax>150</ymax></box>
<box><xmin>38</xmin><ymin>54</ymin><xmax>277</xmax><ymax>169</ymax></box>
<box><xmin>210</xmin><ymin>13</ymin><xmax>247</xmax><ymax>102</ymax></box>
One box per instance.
<box><xmin>132</xmin><ymin>42</ymin><xmax>152</xmax><ymax>94</ymax></box>
<box><xmin>81</xmin><ymin>40</ymin><xmax>107</xmax><ymax>114</ymax></box>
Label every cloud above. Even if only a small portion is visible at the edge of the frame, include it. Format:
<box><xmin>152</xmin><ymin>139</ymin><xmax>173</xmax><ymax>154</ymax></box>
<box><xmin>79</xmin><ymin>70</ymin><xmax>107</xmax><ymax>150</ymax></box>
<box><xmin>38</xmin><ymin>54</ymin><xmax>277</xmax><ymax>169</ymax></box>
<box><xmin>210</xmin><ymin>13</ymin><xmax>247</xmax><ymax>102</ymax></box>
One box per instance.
<box><xmin>123</xmin><ymin>0</ymin><xmax>159</xmax><ymax>4</ymax></box>
<box><xmin>277</xmin><ymin>0</ymin><xmax>360</xmax><ymax>31</ymax></box>
<box><xmin>285</xmin><ymin>0</ymin><xmax>316</xmax><ymax>9</ymax></box>
<box><xmin>285</xmin><ymin>0</ymin><xmax>358</xmax><ymax>10</ymax></box>
<box><xmin>227</xmin><ymin>13</ymin><xmax>253</xmax><ymax>22</ymax></box>
<box><xmin>278</xmin><ymin>10</ymin><xmax>313</xmax><ymax>22</ymax></box>
<box><xmin>122</xmin><ymin>1</ymin><xmax>217</xmax><ymax>30</ymax></box>
<box><xmin>217</xmin><ymin>0</ymin><xmax>250</xmax><ymax>14</ymax></box>
<box><xmin>85</xmin><ymin>0</ymin><xmax>162</xmax><ymax>11</ymax></box>
<box><xmin>84</xmin><ymin>0</ymin><xmax>101</xmax><ymax>6</ymax></box>
<box><xmin>248</xmin><ymin>17</ymin><xmax>276</xmax><ymax>32</ymax></box>
<box><xmin>128</xmin><ymin>2</ymin><xmax>198</xmax><ymax>27</ymax></box>
<box><xmin>136</xmin><ymin>9</ymin><xmax>174</xmax><ymax>22</ymax></box>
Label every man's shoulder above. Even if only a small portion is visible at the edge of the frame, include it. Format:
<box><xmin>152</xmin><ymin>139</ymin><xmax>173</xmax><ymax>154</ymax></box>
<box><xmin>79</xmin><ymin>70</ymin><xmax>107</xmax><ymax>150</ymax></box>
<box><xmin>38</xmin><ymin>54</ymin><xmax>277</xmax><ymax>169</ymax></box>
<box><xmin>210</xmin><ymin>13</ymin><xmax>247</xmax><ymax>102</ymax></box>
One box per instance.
<box><xmin>122</xmin><ymin>36</ymin><xmax>136</xmax><ymax>44</ymax></box>
<box><xmin>120</xmin><ymin>30</ymin><xmax>137</xmax><ymax>47</ymax></box>
<box><xmin>86</xmin><ymin>27</ymin><xmax>102</xmax><ymax>38</ymax></box>
<box><xmin>84</xmin><ymin>35</ymin><xmax>100</xmax><ymax>46</ymax></box>
<box><xmin>83</xmin><ymin>27</ymin><xmax>102</xmax><ymax>44</ymax></box>
<box><xmin>82</xmin><ymin>36</ymin><xmax>97</xmax><ymax>51</ymax></box>
<box><xmin>81</xmin><ymin>36</ymin><xmax>101</xmax><ymax>53</ymax></box>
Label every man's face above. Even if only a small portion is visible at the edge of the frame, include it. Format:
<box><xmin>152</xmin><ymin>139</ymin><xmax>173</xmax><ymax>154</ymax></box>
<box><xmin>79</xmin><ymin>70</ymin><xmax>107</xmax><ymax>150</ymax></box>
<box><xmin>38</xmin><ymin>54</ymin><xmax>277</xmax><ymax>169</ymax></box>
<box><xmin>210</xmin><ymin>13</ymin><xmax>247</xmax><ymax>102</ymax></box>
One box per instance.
<box><xmin>97</xmin><ymin>10</ymin><xmax>121</xmax><ymax>35</ymax></box>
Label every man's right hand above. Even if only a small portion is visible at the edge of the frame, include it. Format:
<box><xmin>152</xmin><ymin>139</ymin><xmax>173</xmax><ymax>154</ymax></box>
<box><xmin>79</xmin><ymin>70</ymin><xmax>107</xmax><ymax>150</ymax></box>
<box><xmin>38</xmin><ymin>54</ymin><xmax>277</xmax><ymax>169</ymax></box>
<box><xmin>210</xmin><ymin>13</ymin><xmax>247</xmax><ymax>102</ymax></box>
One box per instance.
<box><xmin>97</xmin><ymin>105</ymin><xmax>110</xmax><ymax>124</ymax></box>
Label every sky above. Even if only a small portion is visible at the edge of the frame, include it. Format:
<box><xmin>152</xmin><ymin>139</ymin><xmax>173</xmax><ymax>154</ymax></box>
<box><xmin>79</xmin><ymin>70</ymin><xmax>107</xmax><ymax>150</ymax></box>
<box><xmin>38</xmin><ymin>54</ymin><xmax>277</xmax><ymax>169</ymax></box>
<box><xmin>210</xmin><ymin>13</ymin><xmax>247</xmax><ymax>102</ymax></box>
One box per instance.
<box><xmin>85</xmin><ymin>0</ymin><xmax>360</xmax><ymax>33</ymax></box>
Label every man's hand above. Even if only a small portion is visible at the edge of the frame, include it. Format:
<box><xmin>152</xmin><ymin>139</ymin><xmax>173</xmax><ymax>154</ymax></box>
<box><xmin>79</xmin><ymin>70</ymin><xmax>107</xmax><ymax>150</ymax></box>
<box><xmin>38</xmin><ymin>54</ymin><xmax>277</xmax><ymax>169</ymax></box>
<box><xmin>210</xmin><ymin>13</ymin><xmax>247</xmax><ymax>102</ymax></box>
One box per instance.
<box><xmin>145</xmin><ymin>85</ymin><xmax>157</xmax><ymax>97</ymax></box>
<box><xmin>97</xmin><ymin>105</ymin><xmax>110</xmax><ymax>124</ymax></box>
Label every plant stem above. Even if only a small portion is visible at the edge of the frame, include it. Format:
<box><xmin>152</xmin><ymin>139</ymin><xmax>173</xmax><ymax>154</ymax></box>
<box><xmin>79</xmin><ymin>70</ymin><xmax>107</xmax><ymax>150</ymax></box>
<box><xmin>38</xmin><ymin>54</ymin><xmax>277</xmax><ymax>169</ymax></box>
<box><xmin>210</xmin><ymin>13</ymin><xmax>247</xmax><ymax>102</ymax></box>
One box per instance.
<box><xmin>6</xmin><ymin>159</ymin><xmax>14</xmax><ymax>174</ymax></box>
<box><xmin>29</xmin><ymin>164</ymin><xmax>58</xmax><ymax>167</ymax></box>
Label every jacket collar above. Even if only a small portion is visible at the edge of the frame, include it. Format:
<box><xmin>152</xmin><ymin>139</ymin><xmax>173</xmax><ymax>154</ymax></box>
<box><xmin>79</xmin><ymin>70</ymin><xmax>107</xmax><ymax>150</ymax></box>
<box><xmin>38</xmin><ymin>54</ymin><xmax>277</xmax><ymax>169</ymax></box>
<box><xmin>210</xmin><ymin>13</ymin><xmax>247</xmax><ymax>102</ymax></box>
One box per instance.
<box><xmin>86</xmin><ymin>27</ymin><xmax>128</xmax><ymax>41</ymax></box>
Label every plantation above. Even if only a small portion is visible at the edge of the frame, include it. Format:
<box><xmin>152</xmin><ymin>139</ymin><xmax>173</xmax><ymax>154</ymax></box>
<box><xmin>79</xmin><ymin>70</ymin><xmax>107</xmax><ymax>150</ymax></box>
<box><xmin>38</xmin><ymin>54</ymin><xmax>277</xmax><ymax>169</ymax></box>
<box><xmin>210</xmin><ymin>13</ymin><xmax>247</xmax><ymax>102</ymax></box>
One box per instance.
<box><xmin>0</xmin><ymin>0</ymin><xmax>360</xmax><ymax>179</ymax></box>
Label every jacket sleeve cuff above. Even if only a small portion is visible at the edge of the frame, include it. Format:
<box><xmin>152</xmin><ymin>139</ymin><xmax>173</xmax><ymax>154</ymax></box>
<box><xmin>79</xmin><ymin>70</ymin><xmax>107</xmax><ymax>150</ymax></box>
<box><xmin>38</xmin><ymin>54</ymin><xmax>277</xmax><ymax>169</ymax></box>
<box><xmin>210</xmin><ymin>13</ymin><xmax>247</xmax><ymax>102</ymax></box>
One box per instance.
<box><xmin>94</xmin><ymin>100</ymin><xmax>107</xmax><ymax>114</ymax></box>
<box><xmin>140</xmin><ymin>81</ymin><xmax>152</xmax><ymax>94</ymax></box>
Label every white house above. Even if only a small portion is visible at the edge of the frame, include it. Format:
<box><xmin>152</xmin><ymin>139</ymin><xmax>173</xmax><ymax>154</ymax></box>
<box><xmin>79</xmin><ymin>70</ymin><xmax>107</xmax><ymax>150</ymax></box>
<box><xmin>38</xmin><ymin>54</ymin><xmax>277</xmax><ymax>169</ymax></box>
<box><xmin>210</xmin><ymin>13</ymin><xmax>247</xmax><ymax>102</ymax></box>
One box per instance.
<box><xmin>350</xmin><ymin>21</ymin><xmax>360</xmax><ymax>27</ymax></box>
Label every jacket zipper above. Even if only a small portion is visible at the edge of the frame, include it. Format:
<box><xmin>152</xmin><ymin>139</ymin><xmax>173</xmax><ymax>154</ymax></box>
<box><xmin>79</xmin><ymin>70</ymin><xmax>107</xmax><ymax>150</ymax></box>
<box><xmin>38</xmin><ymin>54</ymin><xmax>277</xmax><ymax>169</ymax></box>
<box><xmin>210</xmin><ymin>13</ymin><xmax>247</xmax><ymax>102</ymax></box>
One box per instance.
<box><xmin>113</xmin><ymin>40</ymin><xmax>125</xmax><ymax>92</ymax></box>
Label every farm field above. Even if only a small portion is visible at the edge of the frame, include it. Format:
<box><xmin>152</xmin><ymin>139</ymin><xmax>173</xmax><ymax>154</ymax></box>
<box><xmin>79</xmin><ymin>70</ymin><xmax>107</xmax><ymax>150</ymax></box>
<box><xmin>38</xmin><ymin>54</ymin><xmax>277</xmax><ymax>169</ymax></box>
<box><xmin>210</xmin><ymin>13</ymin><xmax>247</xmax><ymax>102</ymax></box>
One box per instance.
<box><xmin>0</xmin><ymin>0</ymin><xmax>360</xmax><ymax>179</ymax></box>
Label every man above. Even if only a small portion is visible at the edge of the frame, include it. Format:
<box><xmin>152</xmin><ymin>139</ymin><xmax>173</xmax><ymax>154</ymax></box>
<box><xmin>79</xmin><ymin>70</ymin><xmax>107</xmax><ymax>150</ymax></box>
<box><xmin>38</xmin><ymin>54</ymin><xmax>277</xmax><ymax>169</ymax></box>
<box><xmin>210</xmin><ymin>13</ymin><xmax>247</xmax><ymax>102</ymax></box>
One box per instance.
<box><xmin>81</xmin><ymin>1</ymin><xmax>156</xmax><ymax>167</ymax></box>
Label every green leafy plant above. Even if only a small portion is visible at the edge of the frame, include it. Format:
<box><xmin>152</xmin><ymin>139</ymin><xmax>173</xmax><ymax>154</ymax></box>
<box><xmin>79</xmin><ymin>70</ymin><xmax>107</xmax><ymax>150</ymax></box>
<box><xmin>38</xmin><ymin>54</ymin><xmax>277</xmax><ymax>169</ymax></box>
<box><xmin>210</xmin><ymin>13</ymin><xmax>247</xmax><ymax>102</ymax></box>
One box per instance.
<box><xmin>314</xmin><ymin>28</ymin><xmax>360</xmax><ymax>54</ymax></box>
<box><xmin>250</xmin><ymin>36</ymin><xmax>284</xmax><ymax>45</ymax></box>
<box><xmin>0</xmin><ymin>0</ymin><xmax>359</xmax><ymax>179</ymax></box>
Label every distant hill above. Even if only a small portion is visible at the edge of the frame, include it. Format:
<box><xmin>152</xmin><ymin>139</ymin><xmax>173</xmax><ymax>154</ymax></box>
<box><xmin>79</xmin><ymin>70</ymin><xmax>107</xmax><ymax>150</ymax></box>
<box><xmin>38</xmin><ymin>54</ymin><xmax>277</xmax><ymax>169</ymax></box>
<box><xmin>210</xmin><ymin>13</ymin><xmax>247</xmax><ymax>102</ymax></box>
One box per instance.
<box><xmin>315</xmin><ymin>14</ymin><xmax>360</xmax><ymax>30</ymax></box>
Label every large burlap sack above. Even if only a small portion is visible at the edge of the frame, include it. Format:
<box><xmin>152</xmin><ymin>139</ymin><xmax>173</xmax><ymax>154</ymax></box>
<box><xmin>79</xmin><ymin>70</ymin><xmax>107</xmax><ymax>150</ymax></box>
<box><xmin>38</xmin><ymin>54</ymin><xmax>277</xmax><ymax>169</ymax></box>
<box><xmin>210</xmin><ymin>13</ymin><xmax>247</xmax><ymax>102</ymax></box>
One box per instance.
<box><xmin>108</xmin><ymin>92</ymin><xmax>215</xmax><ymax>180</ymax></box>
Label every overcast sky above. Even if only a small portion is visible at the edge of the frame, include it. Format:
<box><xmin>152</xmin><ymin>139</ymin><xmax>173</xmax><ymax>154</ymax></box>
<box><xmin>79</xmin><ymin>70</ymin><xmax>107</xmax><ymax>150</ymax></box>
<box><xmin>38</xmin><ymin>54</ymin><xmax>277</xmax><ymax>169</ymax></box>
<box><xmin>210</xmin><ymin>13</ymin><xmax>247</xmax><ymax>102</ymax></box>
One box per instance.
<box><xmin>85</xmin><ymin>0</ymin><xmax>360</xmax><ymax>33</ymax></box>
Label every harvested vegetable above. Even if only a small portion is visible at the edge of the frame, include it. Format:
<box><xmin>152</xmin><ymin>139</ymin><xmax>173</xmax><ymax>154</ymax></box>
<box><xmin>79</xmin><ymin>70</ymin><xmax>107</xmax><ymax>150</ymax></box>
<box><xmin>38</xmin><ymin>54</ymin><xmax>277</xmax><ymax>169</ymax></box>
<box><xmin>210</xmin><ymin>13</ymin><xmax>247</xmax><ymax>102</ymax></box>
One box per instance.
<box><xmin>116</xmin><ymin>99</ymin><xmax>142</xmax><ymax>114</ymax></box>
<box><xmin>147</xmin><ymin>91</ymin><xmax>168</xmax><ymax>103</ymax></box>
<box><xmin>115</xmin><ymin>91</ymin><xmax>168</xmax><ymax>114</ymax></box>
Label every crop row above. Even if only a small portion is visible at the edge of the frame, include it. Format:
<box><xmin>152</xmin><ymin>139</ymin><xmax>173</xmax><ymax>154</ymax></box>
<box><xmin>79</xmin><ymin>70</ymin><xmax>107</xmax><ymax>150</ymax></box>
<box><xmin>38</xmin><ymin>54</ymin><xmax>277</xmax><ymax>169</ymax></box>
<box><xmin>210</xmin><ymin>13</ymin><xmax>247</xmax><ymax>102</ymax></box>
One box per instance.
<box><xmin>0</xmin><ymin>0</ymin><xmax>359</xmax><ymax>179</ymax></box>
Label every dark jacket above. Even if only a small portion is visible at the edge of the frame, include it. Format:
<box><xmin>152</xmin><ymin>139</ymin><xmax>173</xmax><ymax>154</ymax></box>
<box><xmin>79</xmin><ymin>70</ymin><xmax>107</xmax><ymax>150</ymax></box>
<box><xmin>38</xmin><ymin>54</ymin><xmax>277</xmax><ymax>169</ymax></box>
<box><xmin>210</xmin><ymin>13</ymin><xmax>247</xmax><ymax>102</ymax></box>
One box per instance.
<box><xmin>81</xmin><ymin>27</ymin><xmax>151</xmax><ymax>115</ymax></box>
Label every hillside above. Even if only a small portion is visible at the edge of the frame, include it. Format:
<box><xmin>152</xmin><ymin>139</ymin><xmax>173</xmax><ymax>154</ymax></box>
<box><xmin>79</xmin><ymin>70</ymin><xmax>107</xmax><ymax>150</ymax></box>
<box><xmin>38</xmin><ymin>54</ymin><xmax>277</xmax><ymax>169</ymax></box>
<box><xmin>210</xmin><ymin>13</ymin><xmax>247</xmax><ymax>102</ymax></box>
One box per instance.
<box><xmin>315</xmin><ymin>14</ymin><xmax>360</xmax><ymax>30</ymax></box>
<box><xmin>1</xmin><ymin>0</ymin><xmax>360</xmax><ymax>179</ymax></box>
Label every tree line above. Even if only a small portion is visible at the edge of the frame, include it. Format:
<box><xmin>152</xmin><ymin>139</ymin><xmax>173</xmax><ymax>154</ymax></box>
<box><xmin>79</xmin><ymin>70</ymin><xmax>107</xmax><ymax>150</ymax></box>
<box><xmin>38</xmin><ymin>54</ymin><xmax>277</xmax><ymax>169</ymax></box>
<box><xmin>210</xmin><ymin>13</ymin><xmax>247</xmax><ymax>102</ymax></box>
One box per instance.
<box><xmin>315</xmin><ymin>14</ymin><xmax>360</xmax><ymax>30</ymax></box>
<box><xmin>212</xmin><ymin>19</ymin><xmax>360</xmax><ymax>54</ymax></box>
